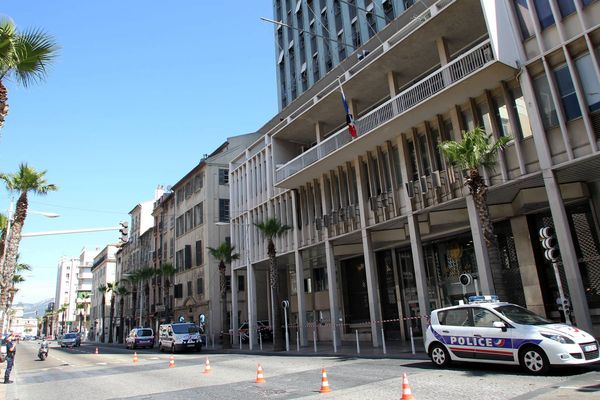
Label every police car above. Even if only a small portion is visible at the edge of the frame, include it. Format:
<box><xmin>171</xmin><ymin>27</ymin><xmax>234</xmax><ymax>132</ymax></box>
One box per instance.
<box><xmin>425</xmin><ymin>296</ymin><xmax>600</xmax><ymax>374</ymax></box>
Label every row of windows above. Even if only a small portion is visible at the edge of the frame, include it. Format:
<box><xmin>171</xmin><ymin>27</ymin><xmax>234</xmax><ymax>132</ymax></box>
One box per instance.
<box><xmin>175</xmin><ymin>202</ymin><xmax>204</xmax><ymax>237</ymax></box>
<box><xmin>514</xmin><ymin>0</ymin><xmax>597</xmax><ymax>39</ymax></box>
<box><xmin>175</xmin><ymin>240</ymin><xmax>204</xmax><ymax>271</ymax></box>
<box><xmin>173</xmin><ymin>275</ymin><xmax>245</xmax><ymax>298</ymax></box>
<box><xmin>176</xmin><ymin>171</ymin><xmax>205</xmax><ymax>204</ymax></box>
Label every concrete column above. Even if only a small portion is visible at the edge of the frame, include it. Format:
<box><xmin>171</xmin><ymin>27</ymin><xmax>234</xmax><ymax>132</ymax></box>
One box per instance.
<box><xmin>231</xmin><ymin>268</ymin><xmax>239</xmax><ymax>345</ymax></box>
<box><xmin>435</xmin><ymin>36</ymin><xmax>450</xmax><ymax>65</ymax></box>
<box><xmin>406</xmin><ymin>215</ymin><xmax>431</xmax><ymax>336</ymax></box>
<box><xmin>291</xmin><ymin>188</ymin><xmax>307</xmax><ymax>346</ymax></box>
<box><xmin>543</xmin><ymin>169</ymin><xmax>593</xmax><ymax>333</ymax></box>
<box><xmin>510</xmin><ymin>216</ymin><xmax>546</xmax><ymax>316</ymax></box>
<box><xmin>387</xmin><ymin>71</ymin><xmax>400</xmax><ymax>97</ymax></box>
<box><xmin>466</xmin><ymin>195</ymin><xmax>495</xmax><ymax>295</ymax></box>
<box><xmin>247</xmin><ymin>263</ymin><xmax>258</xmax><ymax>349</ymax></box>
<box><xmin>324</xmin><ymin>240</ymin><xmax>341</xmax><ymax>347</ymax></box>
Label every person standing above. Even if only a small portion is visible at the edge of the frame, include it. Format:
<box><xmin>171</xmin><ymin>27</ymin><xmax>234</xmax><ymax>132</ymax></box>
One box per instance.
<box><xmin>4</xmin><ymin>332</ymin><xmax>16</xmax><ymax>384</ymax></box>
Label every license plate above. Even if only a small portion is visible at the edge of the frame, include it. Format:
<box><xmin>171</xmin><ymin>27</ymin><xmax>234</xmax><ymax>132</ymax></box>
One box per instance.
<box><xmin>187</xmin><ymin>344</ymin><xmax>195</xmax><ymax>347</ymax></box>
<box><xmin>584</xmin><ymin>344</ymin><xmax>597</xmax><ymax>352</ymax></box>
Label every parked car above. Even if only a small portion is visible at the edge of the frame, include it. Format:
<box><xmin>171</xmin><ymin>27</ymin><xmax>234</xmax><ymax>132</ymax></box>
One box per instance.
<box><xmin>60</xmin><ymin>332</ymin><xmax>81</xmax><ymax>347</ymax></box>
<box><xmin>158</xmin><ymin>323</ymin><xmax>203</xmax><ymax>353</ymax></box>
<box><xmin>425</xmin><ymin>295</ymin><xmax>600</xmax><ymax>374</ymax></box>
<box><xmin>126</xmin><ymin>327</ymin><xmax>155</xmax><ymax>349</ymax></box>
<box><xmin>238</xmin><ymin>320</ymin><xmax>273</xmax><ymax>343</ymax></box>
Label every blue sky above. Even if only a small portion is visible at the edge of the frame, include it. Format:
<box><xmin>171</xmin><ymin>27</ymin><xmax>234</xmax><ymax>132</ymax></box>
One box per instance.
<box><xmin>1</xmin><ymin>1</ymin><xmax>278</xmax><ymax>304</ymax></box>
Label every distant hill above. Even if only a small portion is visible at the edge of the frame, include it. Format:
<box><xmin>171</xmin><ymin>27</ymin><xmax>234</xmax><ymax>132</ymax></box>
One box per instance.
<box><xmin>15</xmin><ymin>298</ymin><xmax>54</xmax><ymax>318</ymax></box>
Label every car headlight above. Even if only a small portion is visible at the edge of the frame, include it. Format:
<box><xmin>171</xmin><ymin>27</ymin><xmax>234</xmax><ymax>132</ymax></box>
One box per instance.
<box><xmin>541</xmin><ymin>333</ymin><xmax>574</xmax><ymax>344</ymax></box>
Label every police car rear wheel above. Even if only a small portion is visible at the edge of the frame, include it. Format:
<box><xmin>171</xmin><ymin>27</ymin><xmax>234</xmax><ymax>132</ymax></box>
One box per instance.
<box><xmin>520</xmin><ymin>346</ymin><xmax>549</xmax><ymax>374</ymax></box>
<box><xmin>430</xmin><ymin>343</ymin><xmax>450</xmax><ymax>367</ymax></box>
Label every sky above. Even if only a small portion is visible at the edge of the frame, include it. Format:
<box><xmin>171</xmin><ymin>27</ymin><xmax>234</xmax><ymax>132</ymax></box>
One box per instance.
<box><xmin>1</xmin><ymin>1</ymin><xmax>278</xmax><ymax>304</ymax></box>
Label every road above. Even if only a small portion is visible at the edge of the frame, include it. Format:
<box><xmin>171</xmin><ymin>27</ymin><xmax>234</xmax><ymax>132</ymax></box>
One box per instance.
<box><xmin>1</xmin><ymin>340</ymin><xmax>599</xmax><ymax>399</ymax></box>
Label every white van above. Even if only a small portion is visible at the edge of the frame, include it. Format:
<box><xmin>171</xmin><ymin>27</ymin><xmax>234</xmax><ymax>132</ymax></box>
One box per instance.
<box><xmin>158</xmin><ymin>323</ymin><xmax>203</xmax><ymax>353</ymax></box>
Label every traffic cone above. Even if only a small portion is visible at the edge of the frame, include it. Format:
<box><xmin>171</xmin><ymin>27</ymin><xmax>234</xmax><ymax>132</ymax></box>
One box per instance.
<box><xmin>133</xmin><ymin>352</ymin><xmax>139</xmax><ymax>363</ymax></box>
<box><xmin>202</xmin><ymin>357</ymin><xmax>212</xmax><ymax>375</ymax></box>
<box><xmin>319</xmin><ymin>368</ymin><xmax>332</xmax><ymax>393</ymax></box>
<box><xmin>400</xmin><ymin>373</ymin><xmax>414</xmax><ymax>400</ymax></box>
<box><xmin>168</xmin><ymin>354</ymin><xmax>175</xmax><ymax>368</ymax></box>
<box><xmin>95</xmin><ymin>347</ymin><xmax>99</xmax><ymax>355</ymax></box>
<box><xmin>255</xmin><ymin>364</ymin><xmax>265</xmax><ymax>384</ymax></box>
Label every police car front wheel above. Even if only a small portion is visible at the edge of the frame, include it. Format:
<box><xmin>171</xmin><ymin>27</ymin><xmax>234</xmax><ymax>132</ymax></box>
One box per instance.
<box><xmin>519</xmin><ymin>346</ymin><xmax>550</xmax><ymax>374</ymax></box>
<box><xmin>429</xmin><ymin>343</ymin><xmax>451</xmax><ymax>367</ymax></box>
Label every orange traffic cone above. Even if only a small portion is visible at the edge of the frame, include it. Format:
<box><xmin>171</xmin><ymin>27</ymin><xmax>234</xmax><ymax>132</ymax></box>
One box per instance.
<box><xmin>95</xmin><ymin>347</ymin><xmax>99</xmax><ymax>355</ymax></box>
<box><xmin>319</xmin><ymin>368</ymin><xmax>332</xmax><ymax>393</ymax></box>
<box><xmin>168</xmin><ymin>354</ymin><xmax>175</xmax><ymax>368</ymax></box>
<box><xmin>400</xmin><ymin>373</ymin><xmax>414</xmax><ymax>400</ymax></box>
<box><xmin>255</xmin><ymin>364</ymin><xmax>265</xmax><ymax>384</ymax></box>
<box><xmin>202</xmin><ymin>357</ymin><xmax>212</xmax><ymax>374</ymax></box>
<box><xmin>133</xmin><ymin>352</ymin><xmax>139</xmax><ymax>363</ymax></box>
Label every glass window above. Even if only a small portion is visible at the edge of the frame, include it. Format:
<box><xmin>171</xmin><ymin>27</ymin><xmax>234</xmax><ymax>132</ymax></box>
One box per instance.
<box><xmin>461</xmin><ymin>108</ymin><xmax>475</xmax><ymax>131</ymax></box>
<box><xmin>582</xmin><ymin>0</ymin><xmax>596</xmax><ymax>6</ymax></box>
<box><xmin>429</xmin><ymin>128</ymin><xmax>443</xmax><ymax>170</ymax></box>
<box><xmin>534</xmin><ymin>0</ymin><xmax>555</xmax><ymax>29</ymax></box>
<box><xmin>196</xmin><ymin>278</ymin><xmax>203</xmax><ymax>294</ymax></box>
<box><xmin>219</xmin><ymin>199</ymin><xmax>230</xmax><ymax>222</ymax></box>
<box><xmin>195</xmin><ymin>240</ymin><xmax>203</xmax><ymax>266</ymax></box>
<box><xmin>407</xmin><ymin>140</ymin><xmax>419</xmax><ymax>182</ymax></box>
<box><xmin>533</xmin><ymin>74</ymin><xmax>559</xmax><ymax>129</ymax></box>
<box><xmin>514</xmin><ymin>0</ymin><xmax>535</xmax><ymax>39</ymax></box>
<box><xmin>494</xmin><ymin>304</ymin><xmax>551</xmax><ymax>325</ymax></box>
<box><xmin>314</xmin><ymin>267</ymin><xmax>328</xmax><ymax>291</ymax></box>
<box><xmin>493</xmin><ymin>96</ymin><xmax>513</xmax><ymax>137</ymax></box>
<box><xmin>219</xmin><ymin>169</ymin><xmax>229</xmax><ymax>185</ymax></box>
<box><xmin>438</xmin><ymin>308</ymin><xmax>473</xmax><ymax>326</ymax></box>
<box><xmin>557</xmin><ymin>0</ymin><xmax>576</xmax><ymax>17</ymax></box>
<box><xmin>187</xmin><ymin>281</ymin><xmax>192</xmax><ymax>296</ymax></box>
<box><xmin>472</xmin><ymin>308</ymin><xmax>502</xmax><ymax>327</ymax></box>
<box><xmin>418</xmin><ymin>134</ymin><xmax>431</xmax><ymax>176</ymax></box>
<box><xmin>238</xmin><ymin>275</ymin><xmax>245</xmax><ymax>291</ymax></box>
<box><xmin>554</xmin><ymin>64</ymin><xmax>582</xmax><ymax>121</ymax></box>
<box><xmin>574</xmin><ymin>53</ymin><xmax>600</xmax><ymax>112</ymax></box>
<box><xmin>511</xmin><ymin>87</ymin><xmax>533</xmax><ymax>138</ymax></box>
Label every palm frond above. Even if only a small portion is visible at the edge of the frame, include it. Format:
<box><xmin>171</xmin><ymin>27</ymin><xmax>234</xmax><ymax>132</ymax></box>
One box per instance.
<box><xmin>10</xmin><ymin>27</ymin><xmax>58</xmax><ymax>87</ymax></box>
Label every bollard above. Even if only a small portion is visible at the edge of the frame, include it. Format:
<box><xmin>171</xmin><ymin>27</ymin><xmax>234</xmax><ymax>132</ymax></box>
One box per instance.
<box><xmin>355</xmin><ymin>330</ymin><xmax>360</xmax><ymax>354</ymax></box>
<box><xmin>296</xmin><ymin>331</ymin><xmax>300</xmax><ymax>352</ymax></box>
<box><xmin>313</xmin><ymin>329</ymin><xmax>317</xmax><ymax>353</ymax></box>
<box><xmin>333</xmin><ymin>329</ymin><xmax>338</xmax><ymax>353</ymax></box>
<box><xmin>381</xmin><ymin>327</ymin><xmax>387</xmax><ymax>355</ymax></box>
<box><xmin>240</xmin><ymin>333</ymin><xmax>243</xmax><ymax>350</ymax></box>
<box><xmin>259</xmin><ymin>331</ymin><xmax>263</xmax><ymax>351</ymax></box>
<box><xmin>409</xmin><ymin>326</ymin><xmax>415</xmax><ymax>355</ymax></box>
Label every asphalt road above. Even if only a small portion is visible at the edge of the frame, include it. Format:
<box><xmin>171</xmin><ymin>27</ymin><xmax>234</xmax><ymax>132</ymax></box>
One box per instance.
<box><xmin>1</xmin><ymin>340</ymin><xmax>599</xmax><ymax>399</ymax></box>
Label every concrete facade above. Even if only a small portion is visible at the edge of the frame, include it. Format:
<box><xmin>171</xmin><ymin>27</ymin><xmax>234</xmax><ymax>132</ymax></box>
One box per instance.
<box><xmin>90</xmin><ymin>245</ymin><xmax>118</xmax><ymax>342</ymax></box>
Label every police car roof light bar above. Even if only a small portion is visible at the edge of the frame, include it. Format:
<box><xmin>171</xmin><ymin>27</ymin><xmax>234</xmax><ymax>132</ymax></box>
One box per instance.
<box><xmin>468</xmin><ymin>295</ymin><xmax>499</xmax><ymax>304</ymax></box>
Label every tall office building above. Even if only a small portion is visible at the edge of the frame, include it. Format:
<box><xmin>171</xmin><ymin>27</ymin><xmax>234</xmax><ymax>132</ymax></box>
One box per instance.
<box><xmin>274</xmin><ymin>0</ymin><xmax>417</xmax><ymax>109</ymax></box>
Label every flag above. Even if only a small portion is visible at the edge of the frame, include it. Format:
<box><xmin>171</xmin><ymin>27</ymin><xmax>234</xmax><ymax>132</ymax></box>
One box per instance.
<box><xmin>339</xmin><ymin>81</ymin><xmax>358</xmax><ymax>139</ymax></box>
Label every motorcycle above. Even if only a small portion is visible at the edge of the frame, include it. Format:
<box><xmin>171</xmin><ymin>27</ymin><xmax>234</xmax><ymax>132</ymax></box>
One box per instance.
<box><xmin>38</xmin><ymin>340</ymin><xmax>49</xmax><ymax>361</ymax></box>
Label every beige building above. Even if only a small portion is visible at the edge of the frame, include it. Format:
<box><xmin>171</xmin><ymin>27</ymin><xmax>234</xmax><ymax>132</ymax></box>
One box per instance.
<box><xmin>90</xmin><ymin>245</ymin><xmax>118</xmax><ymax>342</ymax></box>
<box><xmin>231</xmin><ymin>0</ymin><xmax>600</xmax><ymax>351</ymax></box>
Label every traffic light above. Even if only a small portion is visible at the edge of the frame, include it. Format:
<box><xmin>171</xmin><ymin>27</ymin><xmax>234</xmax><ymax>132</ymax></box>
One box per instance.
<box><xmin>119</xmin><ymin>221</ymin><xmax>129</xmax><ymax>243</ymax></box>
<box><xmin>539</xmin><ymin>226</ymin><xmax>560</xmax><ymax>262</ymax></box>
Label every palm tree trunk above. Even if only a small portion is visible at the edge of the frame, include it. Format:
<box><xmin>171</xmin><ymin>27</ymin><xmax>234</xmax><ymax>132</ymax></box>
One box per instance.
<box><xmin>220</xmin><ymin>261</ymin><xmax>231</xmax><ymax>348</ymax></box>
<box><xmin>1</xmin><ymin>192</ymin><xmax>27</xmax><ymax>310</ymax></box>
<box><xmin>268</xmin><ymin>240</ymin><xmax>285</xmax><ymax>352</ymax></box>
<box><xmin>119</xmin><ymin>298</ymin><xmax>125</xmax><ymax>344</ymax></box>
<box><xmin>0</xmin><ymin>81</ymin><xmax>8</xmax><ymax>130</ymax></box>
<box><xmin>100</xmin><ymin>298</ymin><xmax>105</xmax><ymax>342</ymax></box>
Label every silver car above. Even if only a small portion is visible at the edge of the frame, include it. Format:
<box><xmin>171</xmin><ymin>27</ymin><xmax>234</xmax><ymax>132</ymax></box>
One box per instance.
<box><xmin>60</xmin><ymin>332</ymin><xmax>81</xmax><ymax>347</ymax></box>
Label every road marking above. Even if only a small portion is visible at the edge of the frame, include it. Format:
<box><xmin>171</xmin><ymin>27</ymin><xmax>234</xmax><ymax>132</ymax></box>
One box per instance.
<box><xmin>96</xmin><ymin>362</ymin><xmax>107</xmax><ymax>365</ymax></box>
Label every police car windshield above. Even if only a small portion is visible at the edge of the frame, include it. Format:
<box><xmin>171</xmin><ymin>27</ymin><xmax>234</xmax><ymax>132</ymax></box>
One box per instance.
<box><xmin>493</xmin><ymin>305</ymin><xmax>551</xmax><ymax>325</ymax></box>
<box><xmin>172</xmin><ymin>323</ymin><xmax>198</xmax><ymax>334</ymax></box>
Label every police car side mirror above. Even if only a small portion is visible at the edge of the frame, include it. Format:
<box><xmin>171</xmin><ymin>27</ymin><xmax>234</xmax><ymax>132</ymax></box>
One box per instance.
<box><xmin>493</xmin><ymin>321</ymin><xmax>507</xmax><ymax>332</ymax></box>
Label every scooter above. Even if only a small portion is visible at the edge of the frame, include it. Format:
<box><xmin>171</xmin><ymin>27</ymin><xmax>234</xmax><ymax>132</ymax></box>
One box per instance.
<box><xmin>38</xmin><ymin>340</ymin><xmax>49</xmax><ymax>361</ymax></box>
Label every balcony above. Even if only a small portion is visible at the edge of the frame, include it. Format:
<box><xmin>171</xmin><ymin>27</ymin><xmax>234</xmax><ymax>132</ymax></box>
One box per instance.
<box><xmin>275</xmin><ymin>40</ymin><xmax>516</xmax><ymax>189</ymax></box>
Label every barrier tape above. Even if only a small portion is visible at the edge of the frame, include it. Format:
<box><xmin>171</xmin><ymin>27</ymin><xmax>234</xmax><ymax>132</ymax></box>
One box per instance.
<box><xmin>238</xmin><ymin>315</ymin><xmax>430</xmax><ymax>332</ymax></box>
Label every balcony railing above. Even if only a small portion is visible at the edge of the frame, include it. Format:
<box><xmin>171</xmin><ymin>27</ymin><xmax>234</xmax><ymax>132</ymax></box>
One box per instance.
<box><xmin>275</xmin><ymin>40</ymin><xmax>494</xmax><ymax>184</ymax></box>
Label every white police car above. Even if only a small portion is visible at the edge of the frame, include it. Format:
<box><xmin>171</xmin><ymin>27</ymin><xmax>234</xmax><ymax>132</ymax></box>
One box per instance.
<box><xmin>425</xmin><ymin>296</ymin><xmax>599</xmax><ymax>374</ymax></box>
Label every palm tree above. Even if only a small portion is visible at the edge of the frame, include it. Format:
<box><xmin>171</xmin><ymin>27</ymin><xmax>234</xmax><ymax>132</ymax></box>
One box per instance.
<box><xmin>79</xmin><ymin>292</ymin><xmax>91</xmax><ymax>338</ymax></box>
<box><xmin>76</xmin><ymin>302</ymin><xmax>86</xmax><ymax>333</ymax></box>
<box><xmin>0</xmin><ymin>163</ymin><xmax>57</xmax><ymax>331</ymax></box>
<box><xmin>116</xmin><ymin>286</ymin><xmax>129</xmax><ymax>343</ymax></box>
<box><xmin>58</xmin><ymin>303</ymin><xmax>68</xmax><ymax>334</ymax></box>
<box><xmin>97</xmin><ymin>285</ymin><xmax>108</xmax><ymax>342</ymax></box>
<box><xmin>255</xmin><ymin>218</ymin><xmax>291</xmax><ymax>352</ymax></box>
<box><xmin>0</xmin><ymin>18</ymin><xmax>59</xmax><ymax>130</ymax></box>
<box><xmin>158</xmin><ymin>263</ymin><xmax>176</xmax><ymax>321</ymax></box>
<box><xmin>107</xmin><ymin>282</ymin><xmax>119</xmax><ymax>343</ymax></box>
<box><xmin>208</xmin><ymin>242</ymin><xmax>239</xmax><ymax>348</ymax></box>
<box><xmin>439</xmin><ymin>126</ymin><xmax>511</xmax><ymax>291</ymax></box>
<box><xmin>7</xmin><ymin>256</ymin><xmax>30</xmax><ymax>310</ymax></box>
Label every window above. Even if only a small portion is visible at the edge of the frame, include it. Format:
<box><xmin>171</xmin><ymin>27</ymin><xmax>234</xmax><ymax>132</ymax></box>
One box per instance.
<box><xmin>196</xmin><ymin>278</ymin><xmax>204</xmax><ymax>294</ymax></box>
<box><xmin>176</xmin><ymin>250</ymin><xmax>184</xmax><ymax>271</ymax></box>
<box><xmin>534</xmin><ymin>0</ymin><xmax>555</xmax><ymax>29</ymax></box>
<box><xmin>184</xmin><ymin>245</ymin><xmax>192</xmax><ymax>269</ymax></box>
<box><xmin>533</xmin><ymin>74</ymin><xmax>559</xmax><ymax>129</ymax></box>
<box><xmin>337</xmin><ymin>31</ymin><xmax>346</xmax><ymax>60</ymax></box>
<box><xmin>554</xmin><ymin>64</ymin><xmax>582</xmax><ymax>121</ymax></box>
<box><xmin>557</xmin><ymin>0</ymin><xmax>576</xmax><ymax>17</ymax></box>
<box><xmin>194</xmin><ymin>202</ymin><xmax>204</xmax><ymax>226</ymax></box>
<box><xmin>176</xmin><ymin>216</ymin><xmax>184</xmax><ymax>236</ymax></box>
<box><xmin>383</xmin><ymin>0</ymin><xmax>394</xmax><ymax>23</ymax></box>
<box><xmin>314</xmin><ymin>267</ymin><xmax>328</xmax><ymax>291</ymax></box>
<box><xmin>187</xmin><ymin>281</ymin><xmax>192</xmax><ymax>297</ymax></box>
<box><xmin>438</xmin><ymin>308</ymin><xmax>473</xmax><ymax>326</ymax></box>
<box><xmin>219</xmin><ymin>199</ymin><xmax>230</xmax><ymax>223</ymax></box>
<box><xmin>195</xmin><ymin>240</ymin><xmax>203</xmax><ymax>266</ymax></box>
<box><xmin>493</xmin><ymin>95</ymin><xmax>512</xmax><ymax>137</ymax></box>
<box><xmin>219</xmin><ymin>169</ymin><xmax>229</xmax><ymax>185</ymax></box>
<box><xmin>185</xmin><ymin>210</ymin><xmax>193</xmax><ymax>231</ymax></box>
<box><xmin>238</xmin><ymin>275</ymin><xmax>245</xmax><ymax>291</ymax></box>
<box><xmin>575</xmin><ymin>53</ymin><xmax>600</xmax><ymax>112</ymax></box>
<box><xmin>194</xmin><ymin>172</ymin><xmax>204</xmax><ymax>192</ymax></box>
<box><xmin>472</xmin><ymin>308</ymin><xmax>502</xmax><ymax>328</ymax></box>
<box><xmin>174</xmin><ymin>284</ymin><xmax>183</xmax><ymax>299</ymax></box>
<box><xmin>511</xmin><ymin>87</ymin><xmax>533</xmax><ymax>138</ymax></box>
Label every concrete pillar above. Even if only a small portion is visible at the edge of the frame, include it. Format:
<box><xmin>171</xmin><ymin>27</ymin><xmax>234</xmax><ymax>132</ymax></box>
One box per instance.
<box><xmin>406</xmin><ymin>215</ymin><xmax>431</xmax><ymax>336</ymax></box>
<box><xmin>324</xmin><ymin>240</ymin><xmax>341</xmax><ymax>347</ymax></box>
<box><xmin>510</xmin><ymin>216</ymin><xmax>546</xmax><ymax>316</ymax></box>
<box><xmin>543</xmin><ymin>169</ymin><xmax>593</xmax><ymax>333</ymax></box>
<box><xmin>247</xmin><ymin>263</ymin><xmax>258</xmax><ymax>349</ymax></box>
<box><xmin>435</xmin><ymin>36</ymin><xmax>450</xmax><ymax>65</ymax></box>
<box><xmin>231</xmin><ymin>268</ymin><xmax>239</xmax><ymax>345</ymax></box>
<box><xmin>466</xmin><ymin>195</ymin><xmax>495</xmax><ymax>295</ymax></box>
<box><xmin>294</xmin><ymin>250</ymin><xmax>307</xmax><ymax>346</ymax></box>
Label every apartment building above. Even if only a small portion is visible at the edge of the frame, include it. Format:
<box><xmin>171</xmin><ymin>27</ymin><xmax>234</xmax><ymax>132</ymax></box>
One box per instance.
<box><xmin>75</xmin><ymin>247</ymin><xmax>100</xmax><ymax>336</ymax></box>
<box><xmin>90</xmin><ymin>244</ymin><xmax>118</xmax><ymax>342</ymax></box>
<box><xmin>170</xmin><ymin>133</ymin><xmax>259</xmax><ymax>339</ymax></box>
<box><xmin>275</xmin><ymin>0</ymin><xmax>419</xmax><ymax>108</ymax></box>
<box><xmin>231</xmin><ymin>0</ymin><xmax>600</xmax><ymax>350</ymax></box>
<box><xmin>54</xmin><ymin>256</ymin><xmax>79</xmax><ymax>334</ymax></box>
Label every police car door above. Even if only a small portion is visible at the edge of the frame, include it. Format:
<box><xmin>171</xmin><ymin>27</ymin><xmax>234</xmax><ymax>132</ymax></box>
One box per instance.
<box><xmin>439</xmin><ymin>307</ymin><xmax>476</xmax><ymax>361</ymax></box>
<box><xmin>471</xmin><ymin>307</ymin><xmax>515</xmax><ymax>363</ymax></box>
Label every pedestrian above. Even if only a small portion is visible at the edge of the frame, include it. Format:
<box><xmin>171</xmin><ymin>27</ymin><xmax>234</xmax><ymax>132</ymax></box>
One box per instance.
<box><xmin>4</xmin><ymin>331</ymin><xmax>16</xmax><ymax>384</ymax></box>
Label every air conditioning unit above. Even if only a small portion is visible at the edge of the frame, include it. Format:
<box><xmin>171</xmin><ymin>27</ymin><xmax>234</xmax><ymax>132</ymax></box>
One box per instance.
<box><xmin>420</xmin><ymin>176</ymin><xmax>428</xmax><ymax>193</ymax></box>
<box><xmin>432</xmin><ymin>171</ymin><xmax>442</xmax><ymax>188</ymax></box>
<box><xmin>331</xmin><ymin>211</ymin><xmax>339</xmax><ymax>224</ymax></box>
<box><xmin>323</xmin><ymin>214</ymin><xmax>330</xmax><ymax>227</ymax></box>
<box><xmin>315</xmin><ymin>217</ymin><xmax>323</xmax><ymax>230</ymax></box>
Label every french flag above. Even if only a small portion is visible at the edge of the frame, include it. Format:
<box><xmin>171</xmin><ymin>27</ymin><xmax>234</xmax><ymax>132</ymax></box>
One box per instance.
<box><xmin>339</xmin><ymin>82</ymin><xmax>358</xmax><ymax>139</ymax></box>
